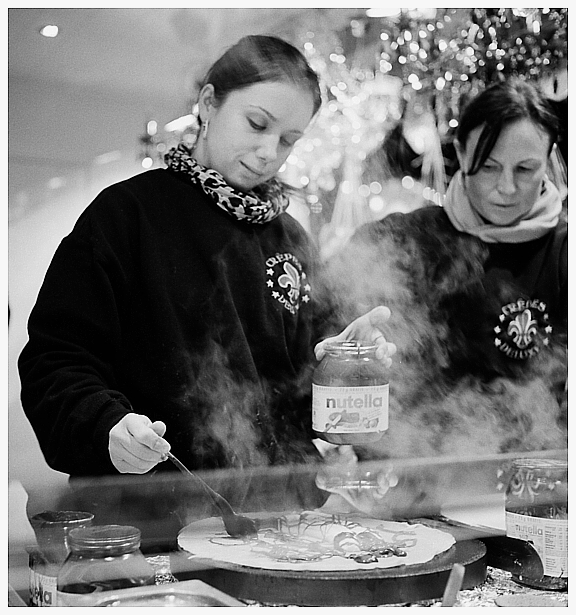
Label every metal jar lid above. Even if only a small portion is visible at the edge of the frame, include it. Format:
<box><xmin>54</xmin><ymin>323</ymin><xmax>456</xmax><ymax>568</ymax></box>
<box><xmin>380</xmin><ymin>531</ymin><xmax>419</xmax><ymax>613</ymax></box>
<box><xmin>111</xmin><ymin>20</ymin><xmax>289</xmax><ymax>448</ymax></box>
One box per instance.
<box><xmin>324</xmin><ymin>341</ymin><xmax>378</xmax><ymax>356</ymax></box>
<box><xmin>67</xmin><ymin>524</ymin><xmax>142</xmax><ymax>554</ymax></box>
<box><xmin>511</xmin><ymin>458</ymin><xmax>568</xmax><ymax>472</ymax></box>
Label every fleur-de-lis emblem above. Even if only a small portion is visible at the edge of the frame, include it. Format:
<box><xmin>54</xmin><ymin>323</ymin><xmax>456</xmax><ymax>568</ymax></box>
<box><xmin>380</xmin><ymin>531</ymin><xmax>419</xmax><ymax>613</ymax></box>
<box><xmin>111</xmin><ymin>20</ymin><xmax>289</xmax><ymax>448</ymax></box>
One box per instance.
<box><xmin>507</xmin><ymin>309</ymin><xmax>538</xmax><ymax>349</ymax></box>
<box><xmin>278</xmin><ymin>262</ymin><xmax>301</xmax><ymax>304</ymax></box>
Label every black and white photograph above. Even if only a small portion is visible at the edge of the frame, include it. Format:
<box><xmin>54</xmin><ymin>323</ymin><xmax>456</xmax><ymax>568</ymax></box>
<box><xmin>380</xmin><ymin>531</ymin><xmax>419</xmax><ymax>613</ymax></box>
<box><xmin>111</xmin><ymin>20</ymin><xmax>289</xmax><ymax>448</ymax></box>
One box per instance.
<box><xmin>7</xmin><ymin>6</ymin><xmax>568</xmax><ymax>608</ymax></box>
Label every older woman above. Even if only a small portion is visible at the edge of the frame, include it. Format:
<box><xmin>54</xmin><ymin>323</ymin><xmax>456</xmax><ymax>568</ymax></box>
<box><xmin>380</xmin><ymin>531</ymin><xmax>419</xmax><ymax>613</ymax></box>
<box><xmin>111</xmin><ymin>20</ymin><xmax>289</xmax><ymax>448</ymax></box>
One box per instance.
<box><xmin>326</xmin><ymin>78</ymin><xmax>567</xmax><ymax>459</ymax></box>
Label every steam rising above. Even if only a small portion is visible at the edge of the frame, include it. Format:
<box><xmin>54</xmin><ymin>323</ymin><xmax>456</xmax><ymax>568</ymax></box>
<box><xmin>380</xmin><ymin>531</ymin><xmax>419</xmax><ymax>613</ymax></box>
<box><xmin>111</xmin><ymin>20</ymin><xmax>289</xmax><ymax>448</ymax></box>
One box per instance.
<box><xmin>175</xmin><ymin>211</ymin><xmax>566</xmax><ymax>472</ymax></box>
<box><xmin>181</xmin><ymin>339</ymin><xmax>321</xmax><ymax>471</ymax></box>
<box><xmin>185</xmin><ymin>341</ymin><xmax>270</xmax><ymax>468</ymax></box>
<box><xmin>321</xmin><ymin>212</ymin><xmax>567</xmax><ymax>460</ymax></box>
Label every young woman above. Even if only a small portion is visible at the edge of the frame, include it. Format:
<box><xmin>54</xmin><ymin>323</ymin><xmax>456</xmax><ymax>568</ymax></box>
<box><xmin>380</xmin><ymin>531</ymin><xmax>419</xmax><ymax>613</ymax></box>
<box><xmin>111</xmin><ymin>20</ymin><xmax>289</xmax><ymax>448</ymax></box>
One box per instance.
<box><xmin>326</xmin><ymin>78</ymin><xmax>567</xmax><ymax>459</ymax></box>
<box><xmin>18</xmin><ymin>35</ymin><xmax>396</xmax><ymax>481</ymax></box>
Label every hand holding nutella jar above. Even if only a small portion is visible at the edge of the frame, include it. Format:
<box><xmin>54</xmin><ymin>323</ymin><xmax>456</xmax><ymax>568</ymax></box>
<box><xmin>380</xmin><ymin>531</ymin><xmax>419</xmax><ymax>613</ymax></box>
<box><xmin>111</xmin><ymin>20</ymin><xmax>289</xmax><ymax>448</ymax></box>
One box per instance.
<box><xmin>313</xmin><ymin>306</ymin><xmax>396</xmax><ymax>446</ymax></box>
<box><xmin>314</xmin><ymin>306</ymin><xmax>396</xmax><ymax>369</ymax></box>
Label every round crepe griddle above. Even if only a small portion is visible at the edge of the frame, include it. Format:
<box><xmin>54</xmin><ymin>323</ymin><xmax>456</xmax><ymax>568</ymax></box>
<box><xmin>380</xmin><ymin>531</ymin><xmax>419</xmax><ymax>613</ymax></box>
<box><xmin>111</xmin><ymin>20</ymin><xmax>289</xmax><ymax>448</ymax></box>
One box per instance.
<box><xmin>177</xmin><ymin>539</ymin><xmax>487</xmax><ymax>606</ymax></box>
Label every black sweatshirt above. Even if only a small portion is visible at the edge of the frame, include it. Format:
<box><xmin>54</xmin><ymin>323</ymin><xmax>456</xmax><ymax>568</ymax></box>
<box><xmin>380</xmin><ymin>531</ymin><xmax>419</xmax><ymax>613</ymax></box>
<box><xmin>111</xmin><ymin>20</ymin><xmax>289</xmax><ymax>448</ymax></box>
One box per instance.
<box><xmin>325</xmin><ymin>205</ymin><xmax>567</xmax><ymax>456</ymax></box>
<box><xmin>19</xmin><ymin>169</ymin><xmax>329</xmax><ymax>477</ymax></box>
<box><xmin>347</xmin><ymin>206</ymin><xmax>567</xmax><ymax>379</ymax></box>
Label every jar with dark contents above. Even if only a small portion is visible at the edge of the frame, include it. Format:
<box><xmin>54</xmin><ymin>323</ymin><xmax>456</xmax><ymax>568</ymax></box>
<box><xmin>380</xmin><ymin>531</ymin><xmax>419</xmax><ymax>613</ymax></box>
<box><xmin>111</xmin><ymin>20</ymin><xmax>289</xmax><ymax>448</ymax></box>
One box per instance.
<box><xmin>28</xmin><ymin>510</ymin><xmax>94</xmax><ymax>607</ymax></box>
<box><xmin>312</xmin><ymin>341</ymin><xmax>389</xmax><ymax>445</ymax></box>
<box><xmin>505</xmin><ymin>458</ymin><xmax>568</xmax><ymax>591</ymax></box>
<box><xmin>57</xmin><ymin>525</ymin><xmax>155</xmax><ymax>606</ymax></box>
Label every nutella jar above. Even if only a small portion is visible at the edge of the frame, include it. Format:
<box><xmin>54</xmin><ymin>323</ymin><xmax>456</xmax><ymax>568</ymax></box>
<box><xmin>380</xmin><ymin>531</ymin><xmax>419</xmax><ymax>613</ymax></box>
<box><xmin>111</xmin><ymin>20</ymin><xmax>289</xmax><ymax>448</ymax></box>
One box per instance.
<box><xmin>57</xmin><ymin>525</ymin><xmax>155</xmax><ymax>606</ymax></box>
<box><xmin>505</xmin><ymin>458</ymin><xmax>568</xmax><ymax>591</ymax></box>
<box><xmin>312</xmin><ymin>341</ymin><xmax>389</xmax><ymax>445</ymax></box>
<box><xmin>28</xmin><ymin>510</ymin><xmax>94</xmax><ymax>607</ymax></box>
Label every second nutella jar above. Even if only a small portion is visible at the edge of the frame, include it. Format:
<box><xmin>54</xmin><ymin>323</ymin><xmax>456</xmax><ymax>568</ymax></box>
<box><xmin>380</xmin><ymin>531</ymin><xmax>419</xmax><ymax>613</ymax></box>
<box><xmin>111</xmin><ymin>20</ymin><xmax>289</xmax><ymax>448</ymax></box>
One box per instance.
<box><xmin>313</xmin><ymin>341</ymin><xmax>389</xmax><ymax>445</ymax></box>
<box><xmin>505</xmin><ymin>458</ymin><xmax>568</xmax><ymax>591</ymax></box>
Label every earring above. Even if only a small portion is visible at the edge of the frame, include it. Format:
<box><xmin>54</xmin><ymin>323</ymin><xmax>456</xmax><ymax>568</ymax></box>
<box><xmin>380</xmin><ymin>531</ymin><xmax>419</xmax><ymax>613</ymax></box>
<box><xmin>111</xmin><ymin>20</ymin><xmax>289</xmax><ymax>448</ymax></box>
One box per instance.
<box><xmin>202</xmin><ymin>120</ymin><xmax>209</xmax><ymax>139</ymax></box>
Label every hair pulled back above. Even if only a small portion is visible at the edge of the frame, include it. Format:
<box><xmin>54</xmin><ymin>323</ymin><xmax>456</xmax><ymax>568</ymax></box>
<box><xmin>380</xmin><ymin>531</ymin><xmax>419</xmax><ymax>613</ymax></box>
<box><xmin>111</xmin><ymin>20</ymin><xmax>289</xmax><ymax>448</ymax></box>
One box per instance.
<box><xmin>456</xmin><ymin>78</ymin><xmax>559</xmax><ymax>175</ymax></box>
<box><xmin>200</xmin><ymin>35</ymin><xmax>322</xmax><ymax>116</ymax></box>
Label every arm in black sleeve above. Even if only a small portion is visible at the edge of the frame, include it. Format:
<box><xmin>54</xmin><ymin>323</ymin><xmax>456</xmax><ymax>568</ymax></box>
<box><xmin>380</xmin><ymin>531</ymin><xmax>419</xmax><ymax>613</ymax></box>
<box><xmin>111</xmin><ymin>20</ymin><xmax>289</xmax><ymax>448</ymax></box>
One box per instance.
<box><xmin>18</xmin><ymin>192</ymin><xmax>135</xmax><ymax>477</ymax></box>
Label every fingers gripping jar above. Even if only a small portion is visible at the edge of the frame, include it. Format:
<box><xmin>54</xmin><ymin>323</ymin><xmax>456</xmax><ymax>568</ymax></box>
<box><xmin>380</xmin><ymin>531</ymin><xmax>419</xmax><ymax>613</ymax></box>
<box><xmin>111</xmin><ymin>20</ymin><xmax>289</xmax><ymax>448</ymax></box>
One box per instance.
<box><xmin>313</xmin><ymin>341</ymin><xmax>389</xmax><ymax>445</ymax></box>
<box><xmin>505</xmin><ymin>459</ymin><xmax>568</xmax><ymax>590</ymax></box>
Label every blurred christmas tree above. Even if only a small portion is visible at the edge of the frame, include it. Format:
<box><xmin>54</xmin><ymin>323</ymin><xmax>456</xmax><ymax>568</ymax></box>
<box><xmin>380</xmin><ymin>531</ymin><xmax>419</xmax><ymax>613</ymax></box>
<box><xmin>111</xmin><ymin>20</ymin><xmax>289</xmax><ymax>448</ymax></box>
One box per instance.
<box><xmin>277</xmin><ymin>8</ymin><xmax>568</xmax><ymax>254</ymax></box>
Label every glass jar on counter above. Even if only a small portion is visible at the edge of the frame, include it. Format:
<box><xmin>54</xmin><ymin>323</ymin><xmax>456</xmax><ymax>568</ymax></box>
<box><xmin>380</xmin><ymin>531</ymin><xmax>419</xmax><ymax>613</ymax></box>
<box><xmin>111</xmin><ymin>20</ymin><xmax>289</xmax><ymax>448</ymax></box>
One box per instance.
<box><xmin>312</xmin><ymin>341</ymin><xmax>389</xmax><ymax>445</ymax></box>
<box><xmin>57</xmin><ymin>524</ymin><xmax>155</xmax><ymax>606</ymax></box>
<box><xmin>28</xmin><ymin>510</ymin><xmax>94</xmax><ymax>607</ymax></box>
<box><xmin>505</xmin><ymin>458</ymin><xmax>568</xmax><ymax>591</ymax></box>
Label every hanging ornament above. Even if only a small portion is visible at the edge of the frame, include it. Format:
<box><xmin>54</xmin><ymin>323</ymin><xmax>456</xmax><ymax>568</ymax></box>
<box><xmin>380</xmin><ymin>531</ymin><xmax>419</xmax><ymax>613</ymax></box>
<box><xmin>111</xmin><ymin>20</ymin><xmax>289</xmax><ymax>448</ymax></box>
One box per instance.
<box><xmin>318</xmin><ymin>152</ymin><xmax>375</xmax><ymax>260</ymax></box>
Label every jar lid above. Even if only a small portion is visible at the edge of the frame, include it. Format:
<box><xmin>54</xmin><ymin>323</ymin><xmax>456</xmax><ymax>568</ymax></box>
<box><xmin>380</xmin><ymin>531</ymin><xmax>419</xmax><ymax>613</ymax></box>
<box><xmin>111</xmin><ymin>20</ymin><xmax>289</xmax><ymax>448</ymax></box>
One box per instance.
<box><xmin>325</xmin><ymin>341</ymin><xmax>378</xmax><ymax>355</ymax></box>
<box><xmin>67</xmin><ymin>524</ymin><xmax>141</xmax><ymax>552</ymax></box>
<box><xmin>512</xmin><ymin>458</ymin><xmax>568</xmax><ymax>471</ymax></box>
<box><xmin>29</xmin><ymin>510</ymin><xmax>94</xmax><ymax>527</ymax></box>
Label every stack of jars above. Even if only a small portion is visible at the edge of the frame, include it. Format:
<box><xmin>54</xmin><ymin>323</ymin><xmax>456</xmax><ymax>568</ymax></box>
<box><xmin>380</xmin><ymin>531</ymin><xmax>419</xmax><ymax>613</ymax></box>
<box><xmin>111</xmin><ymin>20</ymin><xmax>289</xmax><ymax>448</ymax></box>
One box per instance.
<box><xmin>28</xmin><ymin>511</ymin><xmax>155</xmax><ymax>606</ymax></box>
<box><xmin>28</xmin><ymin>510</ymin><xmax>94</xmax><ymax>606</ymax></box>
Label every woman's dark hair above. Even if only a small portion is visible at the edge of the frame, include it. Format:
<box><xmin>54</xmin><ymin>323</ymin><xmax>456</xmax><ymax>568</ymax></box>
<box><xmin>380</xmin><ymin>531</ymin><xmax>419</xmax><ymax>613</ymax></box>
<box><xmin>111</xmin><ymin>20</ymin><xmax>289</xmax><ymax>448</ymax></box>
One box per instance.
<box><xmin>456</xmin><ymin>78</ymin><xmax>560</xmax><ymax>175</ymax></box>
<box><xmin>200</xmin><ymin>35</ymin><xmax>322</xmax><ymax>116</ymax></box>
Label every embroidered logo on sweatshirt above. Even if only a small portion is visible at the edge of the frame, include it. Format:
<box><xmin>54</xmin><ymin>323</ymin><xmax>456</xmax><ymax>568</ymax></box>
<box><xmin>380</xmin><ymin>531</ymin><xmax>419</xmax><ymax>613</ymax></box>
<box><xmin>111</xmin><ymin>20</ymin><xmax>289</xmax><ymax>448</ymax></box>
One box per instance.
<box><xmin>494</xmin><ymin>298</ymin><xmax>552</xmax><ymax>360</ymax></box>
<box><xmin>266</xmin><ymin>253</ymin><xmax>310</xmax><ymax>315</ymax></box>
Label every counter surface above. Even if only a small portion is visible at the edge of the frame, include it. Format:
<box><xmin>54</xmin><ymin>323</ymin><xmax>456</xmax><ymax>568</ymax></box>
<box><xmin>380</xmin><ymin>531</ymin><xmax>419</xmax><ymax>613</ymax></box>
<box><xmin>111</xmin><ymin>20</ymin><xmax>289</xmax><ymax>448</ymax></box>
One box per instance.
<box><xmin>148</xmin><ymin>554</ymin><xmax>568</xmax><ymax>608</ymax></box>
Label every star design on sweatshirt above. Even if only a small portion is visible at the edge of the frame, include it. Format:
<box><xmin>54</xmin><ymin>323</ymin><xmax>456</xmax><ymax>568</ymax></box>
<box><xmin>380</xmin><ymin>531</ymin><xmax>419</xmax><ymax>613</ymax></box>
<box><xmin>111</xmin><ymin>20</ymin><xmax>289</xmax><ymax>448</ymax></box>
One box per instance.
<box><xmin>265</xmin><ymin>253</ymin><xmax>310</xmax><ymax>315</ymax></box>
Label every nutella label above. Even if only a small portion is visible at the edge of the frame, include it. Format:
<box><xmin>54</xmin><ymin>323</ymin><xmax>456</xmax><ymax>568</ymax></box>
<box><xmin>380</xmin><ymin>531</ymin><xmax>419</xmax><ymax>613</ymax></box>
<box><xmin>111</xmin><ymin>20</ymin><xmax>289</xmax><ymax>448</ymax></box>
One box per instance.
<box><xmin>313</xmin><ymin>384</ymin><xmax>389</xmax><ymax>434</ymax></box>
<box><xmin>506</xmin><ymin>511</ymin><xmax>568</xmax><ymax>577</ymax></box>
<box><xmin>29</xmin><ymin>569</ymin><xmax>58</xmax><ymax>607</ymax></box>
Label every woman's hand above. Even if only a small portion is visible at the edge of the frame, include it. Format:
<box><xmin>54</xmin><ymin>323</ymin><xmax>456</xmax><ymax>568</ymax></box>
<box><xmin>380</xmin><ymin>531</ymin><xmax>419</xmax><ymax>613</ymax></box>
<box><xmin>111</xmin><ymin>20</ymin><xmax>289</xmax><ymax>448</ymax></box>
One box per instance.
<box><xmin>314</xmin><ymin>306</ymin><xmax>397</xmax><ymax>367</ymax></box>
<box><xmin>109</xmin><ymin>413</ymin><xmax>171</xmax><ymax>474</ymax></box>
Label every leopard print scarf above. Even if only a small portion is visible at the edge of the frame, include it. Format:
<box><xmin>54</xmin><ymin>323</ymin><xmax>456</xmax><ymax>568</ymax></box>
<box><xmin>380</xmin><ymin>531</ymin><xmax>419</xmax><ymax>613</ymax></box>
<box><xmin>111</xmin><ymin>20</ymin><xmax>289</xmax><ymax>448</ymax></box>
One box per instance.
<box><xmin>164</xmin><ymin>143</ymin><xmax>290</xmax><ymax>224</ymax></box>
